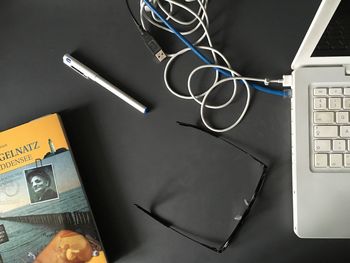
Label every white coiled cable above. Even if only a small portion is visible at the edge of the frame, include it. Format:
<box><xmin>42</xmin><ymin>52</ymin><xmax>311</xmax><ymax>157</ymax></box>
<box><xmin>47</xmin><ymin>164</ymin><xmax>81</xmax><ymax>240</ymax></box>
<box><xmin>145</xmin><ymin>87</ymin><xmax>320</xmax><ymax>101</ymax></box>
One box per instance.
<box><xmin>139</xmin><ymin>0</ymin><xmax>282</xmax><ymax>133</ymax></box>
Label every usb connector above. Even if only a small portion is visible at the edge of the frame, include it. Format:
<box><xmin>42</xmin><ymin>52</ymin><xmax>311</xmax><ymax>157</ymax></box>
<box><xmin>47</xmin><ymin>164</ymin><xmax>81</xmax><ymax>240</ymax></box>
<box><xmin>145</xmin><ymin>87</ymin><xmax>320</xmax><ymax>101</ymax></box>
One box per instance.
<box><xmin>155</xmin><ymin>50</ymin><xmax>167</xmax><ymax>62</ymax></box>
<box><xmin>140</xmin><ymin>30</ymin><xmax>167</xmax><ymax>62</ymax></box>
<box><xmin>125</xmin><ymin>1</ymin><xmax>166</xmax><ymax>63</ymax></box>
<box><xmin>282</xmin><ymin>75</ymin><xmax>293</xmax><ymax>87</ymax></box>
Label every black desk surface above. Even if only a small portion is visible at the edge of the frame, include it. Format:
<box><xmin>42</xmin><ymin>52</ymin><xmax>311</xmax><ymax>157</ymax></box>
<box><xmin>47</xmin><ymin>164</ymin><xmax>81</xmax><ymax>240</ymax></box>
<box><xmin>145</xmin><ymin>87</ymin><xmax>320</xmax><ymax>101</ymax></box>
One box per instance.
<box><xmin>2</xmin><ymin>0</ymin><xmax>350</xmax><ymax>262</ymax></box>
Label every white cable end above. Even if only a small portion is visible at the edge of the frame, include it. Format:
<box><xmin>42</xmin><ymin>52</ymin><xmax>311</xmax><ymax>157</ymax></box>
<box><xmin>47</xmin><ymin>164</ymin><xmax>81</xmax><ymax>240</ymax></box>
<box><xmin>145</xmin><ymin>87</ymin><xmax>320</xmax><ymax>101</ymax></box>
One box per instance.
<box><xmin>282</xmin><ymin>75</ymin><xmax>293</xmax><ymax>87</ymax></box>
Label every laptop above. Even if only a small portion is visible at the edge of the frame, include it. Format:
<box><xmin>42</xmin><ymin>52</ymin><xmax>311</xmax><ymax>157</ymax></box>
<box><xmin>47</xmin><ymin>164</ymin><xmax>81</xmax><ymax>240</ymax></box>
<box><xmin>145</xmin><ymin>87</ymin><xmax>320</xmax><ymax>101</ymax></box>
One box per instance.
<box><xmin>291</xmin><ymin>0</ymin><xmax>350</xmax><ymax>238</ymax></box>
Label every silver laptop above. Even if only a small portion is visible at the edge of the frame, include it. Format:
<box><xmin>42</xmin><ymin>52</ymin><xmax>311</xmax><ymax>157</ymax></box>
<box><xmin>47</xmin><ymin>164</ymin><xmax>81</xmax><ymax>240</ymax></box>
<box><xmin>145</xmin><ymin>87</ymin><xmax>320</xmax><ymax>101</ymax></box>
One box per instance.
<box><xmin>291</xmin><ymin>0</ymin><xmax>350</xmax><ymax>238</ymax></box>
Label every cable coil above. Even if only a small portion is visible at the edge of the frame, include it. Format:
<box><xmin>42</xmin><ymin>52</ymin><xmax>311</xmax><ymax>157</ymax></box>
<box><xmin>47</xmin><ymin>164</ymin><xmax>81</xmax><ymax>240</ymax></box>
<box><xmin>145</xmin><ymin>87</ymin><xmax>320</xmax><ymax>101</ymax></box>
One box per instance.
<box><xmin>139</xmin><ymin>0</ymin><xmax>287</xmax><ymax>132</ymax></box>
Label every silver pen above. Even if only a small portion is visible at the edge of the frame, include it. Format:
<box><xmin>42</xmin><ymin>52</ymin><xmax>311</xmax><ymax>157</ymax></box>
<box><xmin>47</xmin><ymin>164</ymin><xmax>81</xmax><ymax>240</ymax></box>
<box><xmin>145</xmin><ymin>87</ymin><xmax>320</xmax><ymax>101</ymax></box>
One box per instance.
<box><xmin>63</xmin><ymin>54</ymin><xmax>149</xmax><ymax>114</ymax></box>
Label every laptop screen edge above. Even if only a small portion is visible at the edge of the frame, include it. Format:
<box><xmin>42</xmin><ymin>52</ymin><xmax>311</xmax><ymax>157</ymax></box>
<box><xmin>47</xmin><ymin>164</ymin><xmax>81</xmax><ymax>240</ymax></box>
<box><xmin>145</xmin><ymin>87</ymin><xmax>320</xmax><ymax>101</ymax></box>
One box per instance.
<box><xmin>291</xmin><ymin>0</ymin><xmax>342</xmax><ymax>70</ymax></box>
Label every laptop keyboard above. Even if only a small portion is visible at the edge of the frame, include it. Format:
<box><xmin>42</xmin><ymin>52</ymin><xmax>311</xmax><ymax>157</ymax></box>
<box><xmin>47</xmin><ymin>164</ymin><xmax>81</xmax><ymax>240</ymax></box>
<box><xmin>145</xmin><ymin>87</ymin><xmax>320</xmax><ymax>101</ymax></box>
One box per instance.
<box><xmin>312</xmin><ymin>86</ymin><xmax>350</xmax><ymax>170</ymax></box>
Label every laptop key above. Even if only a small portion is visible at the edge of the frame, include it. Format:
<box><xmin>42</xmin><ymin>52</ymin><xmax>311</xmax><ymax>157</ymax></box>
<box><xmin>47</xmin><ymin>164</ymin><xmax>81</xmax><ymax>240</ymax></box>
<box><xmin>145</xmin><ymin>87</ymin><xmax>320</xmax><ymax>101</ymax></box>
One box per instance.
<box><xmin>344</xmin><ymin>88</ymin><xmax>350</xmax><ymax>96</ymax></box>
<box><xmin>329</xmin><ymin>98</ymin><xmax>342</xmax><ymax>109</ymax></box>
<box><xmin>329</xmin><ymin>88</ymin><xmax>342</xmax><ymax>96</ymax></box>
<box><xmin>340</xmin><ymin>126</ymin><xmax>350</xmax><ymax>137</ymax></box>
<box><xmin>345</xmin><ymin>154</ymin><xmax>350</xmax><ymax>167</ymax></box>
<box><xmin>314</xmin><ymin>126</ymin><xmax>338</xmax><ymax>137</ymax></box>
<box><xmin>343</xmin><ymin>98</ymin><xmax>350</xmax><ymax>109</ymax></box>
<box><xmin>332</xmin><ymin>140</ymin><xmax>346</xmax><ymax>152</ymax></box>
<box><xmin>314</xmin><ymin>140</ymin><xmax>331</xmax><ymax>151</ymax></box>
<box><xmin>314</xmin><ymin>88</ymin><xmax>327</xmax><ymax>96</ymax></box>
<box><xmin>315</xmin><ymin>154</ymin><xmax>328</xmax><ymax>168</ymax></box>
<box><xmin>330</xmin><ymin>154</ymin><xmax>342</xmax><ymax>167</ymax></box>
<box><xmin>314</xmin><ymin>98</ymin><xmax>327</xmax><ymax>109</ymax></box>
<box><xmin>336</xmin><ymin>112</ymin><xmax>349</xmax><ymax>123</ymax></box>
<box><xmin>314</xmin><ymin>112</ymin><xmax>334</xmax><ymax>123</ymax></box>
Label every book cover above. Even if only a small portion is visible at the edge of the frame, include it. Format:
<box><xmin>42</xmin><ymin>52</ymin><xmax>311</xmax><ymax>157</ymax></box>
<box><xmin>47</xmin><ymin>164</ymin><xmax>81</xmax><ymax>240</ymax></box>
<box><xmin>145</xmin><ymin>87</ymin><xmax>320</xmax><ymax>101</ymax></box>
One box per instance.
<box><xmin>0</xmin><ymin>114</ymin><xmax>108</xmax><ymax>263</ymax></box>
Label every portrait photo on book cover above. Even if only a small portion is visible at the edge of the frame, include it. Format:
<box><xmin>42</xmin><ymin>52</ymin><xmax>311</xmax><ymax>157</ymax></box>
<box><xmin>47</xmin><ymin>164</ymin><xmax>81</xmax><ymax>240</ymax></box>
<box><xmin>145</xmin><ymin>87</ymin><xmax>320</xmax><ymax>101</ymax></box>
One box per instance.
<box><xmin>24</xmin><ymin>165</ymin><xmax>59</xmax><ymax>204</ymax></box>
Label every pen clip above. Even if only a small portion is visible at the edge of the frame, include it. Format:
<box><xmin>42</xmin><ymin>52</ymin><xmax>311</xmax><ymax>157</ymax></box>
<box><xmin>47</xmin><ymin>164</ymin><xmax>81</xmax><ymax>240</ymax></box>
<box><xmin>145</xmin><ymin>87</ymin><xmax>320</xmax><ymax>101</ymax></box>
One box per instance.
<box><xmin>70</xmin><ymin>65</ymin><xmax>89</xmax><ymax>79</ymax></box>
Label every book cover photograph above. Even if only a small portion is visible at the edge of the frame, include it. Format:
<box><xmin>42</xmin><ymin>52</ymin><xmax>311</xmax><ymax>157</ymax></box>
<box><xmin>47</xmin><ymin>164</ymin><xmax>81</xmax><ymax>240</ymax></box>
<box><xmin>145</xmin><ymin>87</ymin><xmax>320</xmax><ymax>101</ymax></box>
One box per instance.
<box><xmin>0</xmin><ymin>114</ymin><xmax>107</xmax><ymax>263</ymax></box>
